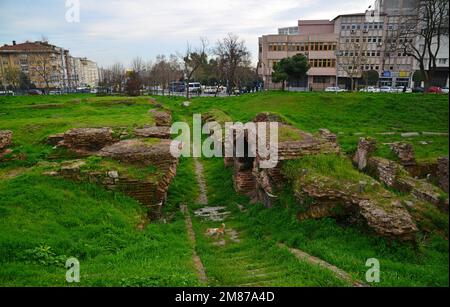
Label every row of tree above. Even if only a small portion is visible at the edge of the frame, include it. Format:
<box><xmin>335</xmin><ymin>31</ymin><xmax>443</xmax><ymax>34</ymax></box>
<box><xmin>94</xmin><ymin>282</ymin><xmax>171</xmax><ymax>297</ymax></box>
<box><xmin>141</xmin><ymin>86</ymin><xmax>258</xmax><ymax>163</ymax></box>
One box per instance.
<box><xmin>99</xmin><ymin>34</ymin><xmax>262</xmax><ymax>98</ymax></box>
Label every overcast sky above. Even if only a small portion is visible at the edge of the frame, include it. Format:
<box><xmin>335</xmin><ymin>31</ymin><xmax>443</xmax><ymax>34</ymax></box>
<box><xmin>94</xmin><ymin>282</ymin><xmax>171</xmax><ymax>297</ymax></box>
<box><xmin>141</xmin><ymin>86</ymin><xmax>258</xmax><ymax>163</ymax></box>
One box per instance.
<box><xmin>0</xmin><ymin>0</ymin><xmax>373</xmax><ymax>67</ymax></box>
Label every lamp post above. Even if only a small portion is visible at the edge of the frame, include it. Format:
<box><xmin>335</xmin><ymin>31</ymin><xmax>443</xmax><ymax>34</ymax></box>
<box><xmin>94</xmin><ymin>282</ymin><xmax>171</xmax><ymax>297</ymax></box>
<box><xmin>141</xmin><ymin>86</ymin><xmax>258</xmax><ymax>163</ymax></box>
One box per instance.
<box><xmin>334</xmin><ymin>50</ymin><xmax>342</xmax><ymax>94</ymax></box>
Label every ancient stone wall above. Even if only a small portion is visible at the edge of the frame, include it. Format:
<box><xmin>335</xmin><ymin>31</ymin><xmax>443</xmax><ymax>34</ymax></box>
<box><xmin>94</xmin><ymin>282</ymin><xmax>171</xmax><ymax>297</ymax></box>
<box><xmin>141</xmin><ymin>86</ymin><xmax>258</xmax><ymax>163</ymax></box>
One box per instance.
<box><xmin>294</xmin><ymin>176</ymin><xmax>418</xmax><ymax>241</ymax></box>
<box><xmin>134</xmin><ymin>127</ymin><xmax>171</xmax><ymax>139</ymax></box>
<box><xmin>226</xmin><ymin>113</ymin><xmax>340</xmax><ymax>207</ymax></box>
<box><xmin>49</xmin><ymin>119</ymin><xmax>181</xmax><ymax>220</ymax></box>
<box><xmin>149</xmin><ymin>109</ymin><xmax>172</xmax><ymax>127</ymax></box>
<box><xmin>367</xmin><ymin>156</ymin><xmax>448</xmax><ymax>211</ymax></box>
<box><xmin>390</xmin><ymin>142</ymin><xmax>417</xmax><ymax>167</ymax></box>
<box><xmin>60</xmin><ymin>128</ymin><xmax>117</xmax><ymax>154</ymax></box>
<box><xmin>353</xmin><ymin>138</ymin><xmax>377</xmax><ymax>171</ymax></box>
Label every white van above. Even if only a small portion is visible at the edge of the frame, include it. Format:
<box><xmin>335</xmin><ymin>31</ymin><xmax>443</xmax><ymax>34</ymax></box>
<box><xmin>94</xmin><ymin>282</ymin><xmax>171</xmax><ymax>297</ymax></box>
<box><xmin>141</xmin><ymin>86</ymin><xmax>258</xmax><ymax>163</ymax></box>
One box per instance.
<box><xmin>188</xmin><ymin>82</ymin><xmax>202</xmax><ymax>93</ymax></box>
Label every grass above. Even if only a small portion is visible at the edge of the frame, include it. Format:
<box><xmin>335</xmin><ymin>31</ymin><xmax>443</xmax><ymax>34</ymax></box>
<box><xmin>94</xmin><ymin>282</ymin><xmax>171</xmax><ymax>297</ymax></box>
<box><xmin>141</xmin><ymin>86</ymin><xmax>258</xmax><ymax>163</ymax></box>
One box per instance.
<box><xmin>192</xmin><ymin>158</ymin><xmax>349</xmax><ymax>287</ymax></box>
<box><xmin>199</xmin><ymin>157</ymin><xmax>449</xmax><ymax>287</ymax></box>
<box><xmin>0</xmin><ymin>95</ymin><xmax>154</xmax><ymax>168</ymax></box>
<box><xmin>156</xmin><ymin>91</ymin><xmax>449</xmax><ymax>162</ymax></box>
<box><xmin>0</xmin><ymin>91</ymin><xmax>448</xmax><ymax>287</ymax></box>
<box><xmin>0</xmin><ymin>169</ymin><xmax>199</xmax><ymax>287</ymax></box>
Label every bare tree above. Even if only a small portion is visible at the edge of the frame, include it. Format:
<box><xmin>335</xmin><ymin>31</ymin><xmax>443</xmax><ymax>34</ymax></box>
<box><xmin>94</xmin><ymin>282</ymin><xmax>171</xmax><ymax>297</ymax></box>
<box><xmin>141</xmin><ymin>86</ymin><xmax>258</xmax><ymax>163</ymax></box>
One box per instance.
<box><xmin>131</xmin><ymin>56</ymin><xmax>145</xmax><ymax>74</ymax></box>
<box><xmin>392</xmin><ymin>0</ymin><xmax>449</xmax><ymax>90</ymax></box>
<box><xmin>214</xmin><ymin>34</ymin><xmax>250</xmax><ymax>95</ymax></box>
<box><xmin>110</xmin><ymin>62</ymin><xmax>125</xmax><ymax>93</ymax></box>
<box><xmin>28</xmin><ymin>51</ymin><xmax>57</xmax><ymax>94</ymax></box>
<box><xmin>338</xmin><ymin>31</ymin><xmax>369</xmax><ymax>91</ymax></box>
<box><xmin>181</xmin><ymin>38</ymin><xmax>208</xmax><ymax>100</ymax></box>
<box><xmin>3</xmin><ymin>67</ymin><xmax>21</xmax><ymax>90</ymax></box>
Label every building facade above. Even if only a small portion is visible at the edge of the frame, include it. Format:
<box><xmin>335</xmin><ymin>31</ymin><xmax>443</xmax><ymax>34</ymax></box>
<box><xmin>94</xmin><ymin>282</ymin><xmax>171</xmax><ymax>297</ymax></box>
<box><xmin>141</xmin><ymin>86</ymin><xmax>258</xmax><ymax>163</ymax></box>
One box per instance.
<box><xmin>258</xmin><ymin>0</ymin><xmax>449</xmax><ymax>90</ymax></box>
<box><xmin>0</xmin><ymin>40</ymin><xmax>99</xmax><ymax>91</ymax></box>
<box><xmin>70</xmin><ymin>57</ymin><xmax>99</xmax><ymax>88</ymax></box>
<box><xmin>259</xmin><ymin>20</ymin><xmax>339</xmax><ymax>90</ymax></box>
<box><xmin>0</xmin><ymin>41</ymin><xmax>72</xmax><ymax>91</ymax></box>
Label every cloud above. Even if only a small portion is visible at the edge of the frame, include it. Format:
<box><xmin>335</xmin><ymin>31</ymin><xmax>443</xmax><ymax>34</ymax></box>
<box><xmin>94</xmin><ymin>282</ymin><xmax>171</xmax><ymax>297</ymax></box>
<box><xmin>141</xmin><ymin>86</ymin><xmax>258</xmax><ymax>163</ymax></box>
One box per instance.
<box><xmin>0</xmin><ymin>0</ymin><xmax>375</xmax><ymax>66</ymax></box>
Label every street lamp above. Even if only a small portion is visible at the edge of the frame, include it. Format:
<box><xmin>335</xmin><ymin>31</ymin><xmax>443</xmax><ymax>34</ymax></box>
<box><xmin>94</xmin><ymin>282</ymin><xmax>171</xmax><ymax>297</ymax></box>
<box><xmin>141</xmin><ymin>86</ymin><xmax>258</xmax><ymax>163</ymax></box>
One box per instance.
<box><xmin>334</xmin><ymin>50</ymin><xmax>342</xmax><ymax>93</ymax></box>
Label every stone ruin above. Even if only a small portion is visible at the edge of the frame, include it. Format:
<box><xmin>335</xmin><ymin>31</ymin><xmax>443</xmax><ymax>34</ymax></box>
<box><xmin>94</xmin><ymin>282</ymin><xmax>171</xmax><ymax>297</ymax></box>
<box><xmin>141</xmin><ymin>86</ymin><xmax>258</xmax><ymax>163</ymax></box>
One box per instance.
<box><xmin>224</xmin><ymin>115</ymin><xmax>446</xmax><ymax>241</ymax></box>
<box><xmin>45</xmin><ymin>107</ymin><xmax>179</xmax><ymax>220</ymax></box>
<box><xmin>0</xmin><ymin>130</ymin><xmax>13</xmax><ymax>158</ymax></box>
<box><xmin>48</xmin><ymin>128</ymin><xmax>117</xmax><ymax>156</ymax></box>
<box><xmin>226</xmin><ymin>113</ymin><xmax>340</xmax><ymax>207</ymax></box>
<box><xmin>134</xmin><ymin>126</ymin><xmax>171</xmax><ymax>139</ymax></box>
<box><xmin>292</xmin><ymin>171</ymin><xmax>418</xmax><ymax>241</ymax></box>
<box><xmin>390</xmin><ymin>142</ymin><xmax>417</xmax><ymax>167</ymax></box>
<box><xmin>354</xmin><ymin>138</ymin><xmax>449</xmax><ymax>212</ymax></box>
<box><xmin>149</xmin><ymin>109</ymin><xmax>172</xmax><ymax>127</ymax></box>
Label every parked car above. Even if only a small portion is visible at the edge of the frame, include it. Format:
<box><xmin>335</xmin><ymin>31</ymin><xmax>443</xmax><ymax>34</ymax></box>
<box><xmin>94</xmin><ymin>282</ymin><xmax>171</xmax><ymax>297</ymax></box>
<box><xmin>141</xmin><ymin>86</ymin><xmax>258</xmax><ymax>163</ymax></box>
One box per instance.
<box><xmin>28</xmin><ymin>89</ymin><xmax>43</xmax><ymax>95</ymax></box>
<box><xmin>188</xmin><ymin>82</ymin><xmax>202</xmax><ymax>94</ymax></box>
<box><xmin>379</xmin><ymin>86</ymin><xmax>394</xmax><ymax>93</ymax></box>
<box><xmin>204</xmin><ymin>86</ymin><xmax>220</xmax><ymax>95</ymax></box>
<box><xmin>442</xmin><ymin>87</ymin><xmax>449</xmax><ymax>94</ymax></box>
<box><xmin>325</xmin><ymin>87</ymin><xmax>338</xmax><ymax>92</ymax></box>
<box><xmin>169</xmin><ymin>81</ymin><xmax>185</xmax><ymax>93</ymax></box>
<box><xmin>391</xmin><ymin>86</ymin><xmax>412</xmax><ymax>93</ymax></box>
<box><xmin>359</xmin><ymin>86</ymin><xmax>379</xmax><ymax>93</ymax></box>
<box><xmin>0</xmin><ymin>90</ymin><xmax>15</xmax><ymax>96</ymax></box>
<box><xmin>427</xmin><ymin>86</ymin><xmax>443</xmax><ymax>94</ymax></box>
<box><xmin>49</xmin><ymin>90</ymin><xmax>62</xmax><ymax>95</ymax></box>
<box><xmin>325</xmin><ymin>87</ymin><xmax>347</xmax><ymax>92</ymax></box>
<box><xmin>412</xmin><ymin>87</ymin><xmax>425</xmax><ymax>93</ymax></box>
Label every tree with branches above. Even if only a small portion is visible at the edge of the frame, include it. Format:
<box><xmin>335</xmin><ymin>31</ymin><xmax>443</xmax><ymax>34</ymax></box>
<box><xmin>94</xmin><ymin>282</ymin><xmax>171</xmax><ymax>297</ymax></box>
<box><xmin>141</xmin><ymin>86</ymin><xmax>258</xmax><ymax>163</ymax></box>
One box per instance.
<box><xmin>214</xmin><ymin>34</ymin><xmax>250</xmax><ymax>95</ymax></box>
<box><xmin>391</xmin><ymin>0</ymin><xmax>449</xmax><ymax>90</ymax></box>
<box><xmin>339</xmin><ymin>31</ymin><xmax>369</xmax><ymax>91</ymax></box>
<box><xmin>28</xmin><ymin>51</ymin><xmax>57</xmax><ymax>94</ymax></box>
<box><xmin>181</xmin><ymin>38</ymin><xmax>208</xmax><ymax>100</ymax></box>
<box><xmin>3</xmin><ymin>67</ymin><xmax>21</xmax><ymax>91</ymax></box>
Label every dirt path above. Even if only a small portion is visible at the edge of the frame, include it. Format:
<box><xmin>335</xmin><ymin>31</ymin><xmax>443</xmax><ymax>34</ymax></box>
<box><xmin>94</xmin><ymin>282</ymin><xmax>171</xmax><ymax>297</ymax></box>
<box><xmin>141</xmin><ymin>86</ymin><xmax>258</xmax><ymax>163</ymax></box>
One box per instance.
<box><xmin>181</xmin><ymin>204</ymin><xmax>208</xmax><ymax>284</ymax></box>
<box><xmin>194</xmin><ymin>158</ymin><xmax>208</xmax><ymax>205</ymax></box>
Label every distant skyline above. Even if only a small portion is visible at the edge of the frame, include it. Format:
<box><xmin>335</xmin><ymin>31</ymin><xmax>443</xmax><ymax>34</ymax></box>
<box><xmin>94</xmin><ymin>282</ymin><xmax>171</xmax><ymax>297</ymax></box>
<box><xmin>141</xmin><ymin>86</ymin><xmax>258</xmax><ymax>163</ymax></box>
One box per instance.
<box><xmin>0</xmin><ymin>0</ymin><xmax>373</xmax><ymax>67</ymax></box>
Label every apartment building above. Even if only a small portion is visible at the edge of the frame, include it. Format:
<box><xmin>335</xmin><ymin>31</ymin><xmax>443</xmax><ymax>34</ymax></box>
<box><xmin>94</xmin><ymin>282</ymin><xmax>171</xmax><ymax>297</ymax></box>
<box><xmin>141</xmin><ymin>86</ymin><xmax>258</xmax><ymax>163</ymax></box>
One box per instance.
<box><xmin>70</xmin><ymin>57</ymin><xmax>99</xmax><ymax>88</ymax></box>
<box><xmin>0</xmin><ymin>40</ymin><xmax>99</xmax><ymax>91</ymax></box>
<box><xmin>0</xmin><ymin>41</ymin><xmax>72</xmax><ymax>91</ymax></box>
<box><xmin>258</xmin><ymin>20</ymin><xmax>339</xmax><ymax>90</ymax></box>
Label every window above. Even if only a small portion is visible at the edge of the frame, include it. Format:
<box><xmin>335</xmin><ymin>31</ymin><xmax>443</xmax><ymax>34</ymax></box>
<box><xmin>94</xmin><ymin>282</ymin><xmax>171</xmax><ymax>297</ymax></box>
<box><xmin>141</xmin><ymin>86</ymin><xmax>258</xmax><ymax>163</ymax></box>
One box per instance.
<box><xmin>438</xmin><ymin>58</ymin><xmax>448</xmax><ymax>65</ymax></box>
<box><xmin>313</xmin><ymin>76</ymin><xmax>324</xmax><ymax>83</ymax></box>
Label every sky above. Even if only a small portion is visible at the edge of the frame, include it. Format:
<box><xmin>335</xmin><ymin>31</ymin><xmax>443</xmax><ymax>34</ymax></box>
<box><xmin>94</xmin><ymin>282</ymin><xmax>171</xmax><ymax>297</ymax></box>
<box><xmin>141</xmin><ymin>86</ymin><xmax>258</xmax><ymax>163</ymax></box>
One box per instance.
<box><xmin>0</xmin><ymin>0</ymin><xmax>373</xmax><ymax>67</ymax></box>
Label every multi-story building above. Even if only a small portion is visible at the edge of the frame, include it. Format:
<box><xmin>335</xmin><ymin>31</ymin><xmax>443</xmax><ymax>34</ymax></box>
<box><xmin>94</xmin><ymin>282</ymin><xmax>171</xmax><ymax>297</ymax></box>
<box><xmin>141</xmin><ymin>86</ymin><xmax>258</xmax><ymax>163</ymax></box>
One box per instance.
<box><xmin>258</xmin><ymin>20</ymin><xmax>339</xmax><ymax>90</ymax></box>
<box><xmin>0</xmin><ymin>40</ymin><xmax>99</xmax><ymax>91</ymax></box>
<box><xmin>0</xmin><ymin>41</ymin><xmax>72</xmax><ymax>91</ymax></box>
<box><xmin>70</xmin><ymin>57</ymin><xmax>99</xmax><ymax>88</ymax></box>
<box><xmin>258</xmin><ymin>0</ymin><xmax>449</xmax><ymax>90</ymax></box>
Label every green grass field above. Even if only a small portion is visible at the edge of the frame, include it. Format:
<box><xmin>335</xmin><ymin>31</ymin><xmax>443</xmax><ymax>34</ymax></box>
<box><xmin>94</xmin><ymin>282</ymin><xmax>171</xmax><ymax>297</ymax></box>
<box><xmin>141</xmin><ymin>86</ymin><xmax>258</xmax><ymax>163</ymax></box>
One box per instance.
<box><xmin>0</xmin><ymin>92</ymin><xmax>448</xmax><ymax>287</ymax></box>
